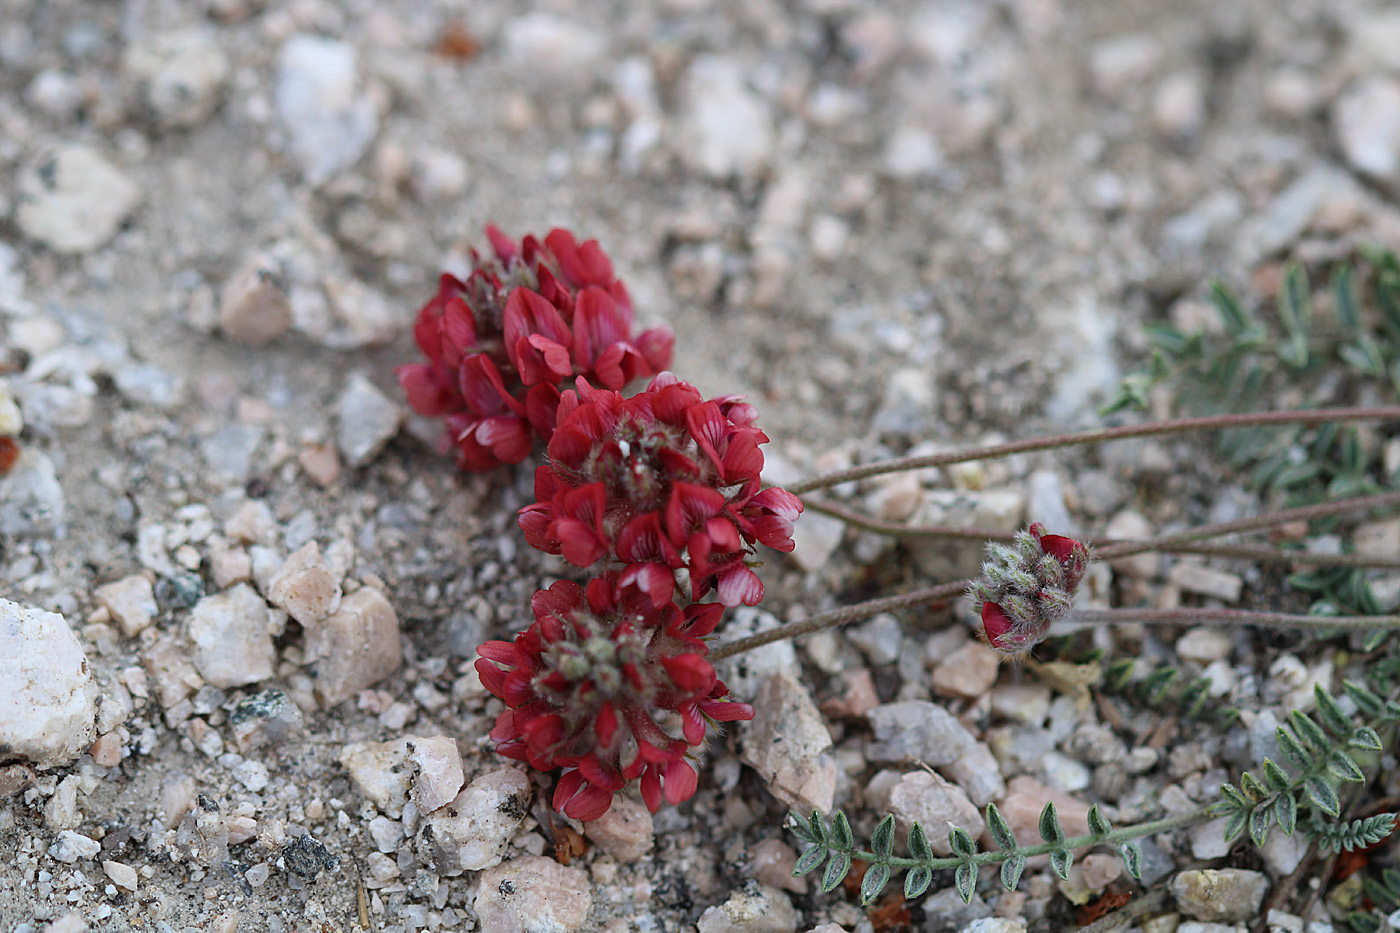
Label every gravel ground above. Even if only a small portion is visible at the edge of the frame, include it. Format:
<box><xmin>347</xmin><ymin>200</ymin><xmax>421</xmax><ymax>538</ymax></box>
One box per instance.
<box><xmin>3</xmin><ymin>0</ymin><xmax>1400</xmax><ymax>931</ymax></box>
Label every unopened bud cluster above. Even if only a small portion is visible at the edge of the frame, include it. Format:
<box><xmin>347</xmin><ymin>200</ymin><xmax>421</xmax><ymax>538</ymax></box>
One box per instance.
<box><xmin>968</xmin><ymin>522</ymin><xmax>1089</xmax><ymax>657</ymax></box>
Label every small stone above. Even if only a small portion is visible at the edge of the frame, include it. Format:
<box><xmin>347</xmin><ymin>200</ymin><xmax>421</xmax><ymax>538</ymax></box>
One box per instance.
<box><xmin>740</xmin><ymin>673</ymin><xmax>837</xmax><ymax>814</ymax></box>
<box><xmin>1090</xmin><ymin>34</ymin><xmax>1162</xmax><ymax>96</ymax></box>
<box><xmin>421</xmin><ymin>768</ymin><xmax>531</xmax><ymax>874</ymax></box>
<box><xmin>959</xmin><ymin>921</ymin><xmax>1027</xmax><ymax>933</ymax></box>
<box><xmin>0</xmin><ymin>599</ymin><xmax>96</xmax><ymax>768</ymax></box>
<box><xmin>677</xmin><ymin>56</ymin><xmax>774</xmax><ymax>180</ymax></box>
<box><xmin>473</xmin><ymin>855</ymin><xmax>591</xmax><ymax>933</ymax></box>
<box><xmin>1169</xmin><ymin>561</ymin><xmax>1242</xmax><ymax>603</ymax></box>
<box><xmin>43</xmin><ymin>913</ymin><xmax>89</xmax><ymax>933</ymax></box>
<box><xmin>219</xmin><ymin>254</ymin><xmax>292</xmax><ymax>346</ymax></box>
<box><xmin>229</xmin><ymin>689</ymin><xmax>303</xmax><ymax>752</ymax></box>
<box><xmin>697</xmin><ymin>882</ymin><xmax>798</xmax><ymax>933</ymax></box>
<box><xmin>279</xmin><ymin>834</ymin><xmax>337</xmax><ymax>880</ymax></box>
<box><xmin>49</xmin><ymin>830</ymin><xmax>101</xmax><ymax>864</ymax></box>
<box><xmin>15</xmin><ymin>145</ymin><xmax>141</xmax><ymax>254</ymax></box>
<box><xmin>1334</xmin><ymin>77</ymin><xmax>1400</xmax><ymax>189</ymax></box>
<box><xmin>1000</xmin><ymin>775</ymin><xmax>1092</xmax><ymax>842</ymax></box>
<box><xmin>1355</xmin><ymin>518</ymin><xmax>1400</xmax><ymax>561</ymax></box>
<box><xmin>1171</xmin><ymin>869</ymin><xmax>1269</xmax><ymax>922</ymax></box>
<box><xmin>298</xmin><ymin>443</ymin><xmax>341</xmax><ymax>487</ymax></box>
<box><xmin>408</xmin><ymin>735</ymin><xmax>464</xmax><ymax>815</ymax></box>
<box><xmin>267</xmin><ymin>542</ymin><xmax>342</xmax><ymax>626</ymax></box>
<box><xmin>501</xmin><ymin>13</ymin><xmax>604</xmax><ymax>77</ymax></box>
<box><xmin>750</xmin><ymin>839</ymin><xmax>805</xmax><ymax>894</ymax></box>
<box><xmin>113</xmin><ymin>363</ymin><xmax>182</xmax><ymax>410</ymax></box>
<box><xmin>788</xmin><ymin>510</ymin><xmax>845</xmax><ymax>572</ymax></box>
<box><xmin>847</xmin><ymin>614</ymin><xmax>902</xmax><ymax>665</ymax></box>
<box><xmin>0</xmin><ymin>449</ymin><xmax>66</xmax><ymax>538</ymax></box>
<box><xmin>103</xmin><ymin>859</ymin><xmax>138</xmax><ymax>892</ymax></box>
<box><xmin>209</xmin><ymin>538</ymin><xmax>253</xmax><ymax>589</ymax></box>
<box><xmin>1176</xmin><ymin>627</ymin><xmax>1233</xmax><ymax>664</ymax></box>
<box><xmin>888</xmin><ymin>771</ymin><xmax>983</xmax><ymax>856</ymax></box>
<box><xmin>1104</xmin><ymin>510</ymin><xmax>1157</xmax><ymax>579</ymax></box>
<box><xmin>336</xmin><ymin>375</ymin><xmax>404</xmax><ymax>468</ymax></box>
<box><xmin>225</xmin><ymin>499</ymin><xmax>277</xmax><ymax>545</ymax></box>
<box><xmin>867</xmin><ymin>700</ymin><xmax>978</xmax><ymax>766</ymax></box>
<box><xmin>932</xmin><ymin>641</ymin><xmax>1000</xmax><ymax>699</ymax></box>
<box><xmin>232</xmin><ymin>759</ymin><xmax>270</xmax><ymax>791</ymax></box>
<box><xmin>200</xmin><ymin>423</ymin><xmax>267</xmax><ymax>481</ymax></box>
<box><xmin>1260</xmin><ymin>826</ymin><xmax>1308</xmax><ymax>876</ymax></box>
<box><xmin>188</xmin><ymin>583</ymin><xmax>276</xmax><ymax>688</ymax></box>
<box><xmin>90</xmin><ymin>732</ymin><xmax>123</xmax><ymax>767</ymax></box>
<box><xmin>276</xmin><ymin>35</ymin><xmax>380</xmax><ymax>185</ymax></box>
<box><xmin>44</xmin><ymin>775</ymin><xmax>81</xmax><ymax>829</ymax></box>
<box><xmin>93</xmin><ymin>574</ymin><xmax>157</xmax><ymax>637</ymax></box>
<box><xmin>990</xmin><ymin>684</ymin><xmax>1051</xmax><ymax>725</ymax></box>
<box><xmin>122</xmin><ymin>30</ymin><xmax>230</xmax><ymax>129</ymax></box>
<box><xmin>1080</xmin><ymin>853</ymin><xmax>1122</xmax><ymax>891</ymax></box>
<box><xmin>340</xmin><ymin>737</ymin><xmax>416</xmax><ymax>816</ymax></box>
<box><xmin>304</xmin><ymin>586</ymin><xmax>401</xmax><ymax>707</ymax></box>
<box><xmin>1153</xmin><ymin>71</ymin><xmax>1207</xmax><ymax>140</ymax></box>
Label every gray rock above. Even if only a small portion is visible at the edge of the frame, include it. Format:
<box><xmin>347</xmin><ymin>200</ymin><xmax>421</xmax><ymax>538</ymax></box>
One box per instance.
<box><xmin>740</xmin><ymin>673</ymin><xmax>837</xmax><ymax>814</ymax></box>
<box><xmin>473</xmin><ymin>856</ymin><xmax>592</xmax><ymax>933</ymax></box>
<box><xmin>696</xmin><ymin>882</ymin><xmax>798</xmax><ymax>933</ymax></box>
<box><xmin>93</xmin><ymin>574</ymin><xmax>157</xmax><ymax>637</ymax></box>
<box><xmin>848</xmin><ymin>614</ymin><xmax>903</xmax><ymax>665</ymax></box>
<box><xmin>0</xmin><ymin>599</ymin><xmax>96</xmax><ymax>768</ymax></box>
<box><xmin>1026</xmin><ymin>469</ymin><xmax>1077</xmax><ymax>536</ymax></box>
<box><xmin>1235</xmin><ymin>166</ymin><xmax>1359</xmax><ymax>265</ymax></box>
<box><xmin>582</xmin><ymin>794</ymin><xmax>654</xmax><ymax>862</ymax></box>
<box><xmin>1169</xmin><ymin>561</ymin><xmax>1242</xmax><ymax>603</ymax></box>
<box><xmin>275</xmin><ymin>35</ymin><xmax>379</xmax><ymax>185</ymax></box>
<box><xmin>13</xmin><ymin>382</ymin><xmax>94</xmax><ymax>431</ymax></box>
<box><xmin>882</xmin><ymin>126</ymin><xmax>943</xmax><ymax>180</ymax></box>
<box><xmin>1334</xmin><ymin>77</ymin><xmax>1400</xmax><ymax>189</ymax></box>
<box><xmin>1171</xmin><ymin>869</ymin><xmax>1269</xmax><ymax>922</ymax></box>
<box><xmin>713</xmin><ymin>607</ymin><xmax>802</xmax><ymax>700</ymax></box>
<box><xmin>958</xmin><ymin>921</ymin><xmax>1027</xmax><ymax>933</ymax></box>
<box><xmin>15</xmin><ymin>145</ymin><xmax>142</xmax><ymax>254</ymax></box>
<box><xmin>0</xmin><ymin>449</ymin><xmax>65</xmax><ymax>538</ymax></box>
<box><xmin>421</xmin><ymin>768</ymin><xmax>531</xmax><ymax>874</ymax></box>
<box><xmin>501</xmin><ymin>13</ymin><xmax>605</xmax><ymax>78</ymax></box>
<box><xmin>867</xmin><ymin>700</ymin><xmax>978</xmax><ymax>767</ymax></box>
<box><xmin>49</xmin><ymin>830</ymin><xmax>101</xmax><ymax>864</ymax></box>
<box><xmin>123</xmin><ymin>30</ymin><xmax>230</xmax><ymax>129</ymax></box>
<box><xmin>908</xmin><ymin>490</ymin><xmax>1025</xmax><ymax>579</ymax></box>
<box><xmin>942</xmin><ymin>741</ymin><xmax>1006</xmax><ymax>807</ymax></box>
<box><xmin>923</xmin><ymin>887</ymin><xmax>992</xmax><ymax>932</ymax></box>
<box><xmin>201</xmin><ymin>423</ymin><xmax>267</xmax><ymax>481</ymax></box>
<box><xmin>677</xmin><ymin>56</ymin><xmax>774</xmax><ymax>180</ymax></box>
<box><xmin>887</xmin><ymin>771</ymin><xmax>983</xmax><ymax>855</ymax></box>
<box><xmin>187</xmin><ymin>583</ymin><xmax>276</xmax><ymax>688</ymax></box>
<box><xmin>408</xmin><ymin>735</ymin><xmax>464</xmax><ymax>815</ymax></box>
<box><xmin>340</xmin><ymin>737</ymin><xmax>416</xmax><ymax>817</ymax></box>
<box><xmin>113</xmin><ymin>363</ymin><xmax>182</xmax><ymax>410</ymax></box>
<box><xmin>788</xmin><ymin>509</ymin><xmax>845</xmax><ymax>573</ymax></box>
<box><xmin>1104</xmin><ymin>509</ymin><xmax>1157</xmax><ymax>579</ymax></box>
<box><xmin>336</xmin><ymin>374</ymin><xmax>403</xmax><ymax>468</ymax></box>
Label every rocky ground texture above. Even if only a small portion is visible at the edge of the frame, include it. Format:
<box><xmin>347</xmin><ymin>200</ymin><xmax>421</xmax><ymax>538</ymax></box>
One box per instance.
<box><xmin>2</xmin><ymin>0</ymin><xmax>1400</xmax><ymax>931</ymax></box>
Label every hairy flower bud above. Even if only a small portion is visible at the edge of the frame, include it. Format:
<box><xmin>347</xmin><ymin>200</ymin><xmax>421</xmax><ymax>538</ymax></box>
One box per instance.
<box><xmin>968</xmin><ymin>523</ymin><xmax>1090</xmax><ymax>657</ymax></box>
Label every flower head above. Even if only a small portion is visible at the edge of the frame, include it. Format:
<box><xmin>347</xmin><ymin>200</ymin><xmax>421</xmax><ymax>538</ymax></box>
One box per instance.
<box><xmin>518</xmin><ymin>373</ymin><xmax>803</xmax><ymax>607</ymax></box>
<box><xmin>967</xmin><ymin>523</ymin><xmax>1090</xmax><ymax>657</ymax></box>
<box><xmin>396</xmin><ymin>226</ymin><xmax>674</xmax><ymax>471</ymax></box>
<box><xmin>475</xmin><ymin>573</ymin><xmax>753</xmax><ymax>821</ymax></box>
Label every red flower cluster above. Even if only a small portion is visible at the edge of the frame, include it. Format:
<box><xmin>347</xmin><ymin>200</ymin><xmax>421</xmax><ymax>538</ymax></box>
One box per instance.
<box><xmin>518</xmin><ymin>373</ymin><xmax>804</xmax><ymax>608</ymax></box>
<box><xmin>396</xmin><ymin>227</ymin><xmax>674</xmax><ymax>470</ymax></box>
<box><xmin>968</xmin><ymin>523</ymin><xmax>1090</xmax><ymax>657</ymax></box>
<box><xmin>475</xmin><ymin>574</ymin><xmax>754</xmax><ymax>821</ymax></box>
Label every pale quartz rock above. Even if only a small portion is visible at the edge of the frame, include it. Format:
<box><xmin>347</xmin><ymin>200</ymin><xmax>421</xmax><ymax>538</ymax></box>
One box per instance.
<box><xmin>740</xmin><ymin>673</ymin><xmax>836</xmax><ymax>814</ymax></box>
<box><xmin>224</xmin><ymin>499</ymin><xmax>277</xmax><ymax>546</ymax></box>
<box><xmin>188</xmin><ymin>583</ymin><xmax>276</xmax><ymax>688</ymax></box>
<box><xmin>421</xmin><ymin>768</ymin><xmax>531</xmax><ymax>874</ymax></box>
<box><xmin>0</xmin><ymin>598</ymin><xmax>96</xmax><ymax>768</ymax></box>
<box><xmin>695</xmin><ymin>881</ymin><xmax>798</xmax><ymax>933</ymax></box>
<box><xmin>887</xmin><ymin>771</ymin><xmax>983</xmax><ymax>856</ymax></box>
<box><xmin>582</xmin><ymin>794</ymin><xmax>654</xmax><ymax>862</ymax></box>
<box><xmin>472</xmin><ymin>854</ymin><xmax>591</xmax><ymax>933</ymax></box>
<box><xmin>219</xmin><ymin>254</ymin><xmax>292</xmax><ymax>346</ymax></box>
<box><xmin>750</xmin><ymin>839</ymin><xmax>806</xmax><ymax>894</ymax></box>
<box><xmin>49</xmin><ymin>830</ymin><xmax>101</xmax><ymax>864</ymax></box>
<box><xmin>304</xmin><ymin>586</ymin><xmax>401</xmax><ymax>708</ymax></box>
<box><xmin>1170</xmin><ymin>869</ymin><xmax>1269</xmax><ymax>923</ymax></box>
<box><xmin>122</xmin><ymin>30</ymin><xmax>230</xmax><ymax>130</ymax></box>
<box><xmin>93</xmin><ymin>574</ymin><xmax>157</xmax><ymax>637</ymax></box>
<box><xmin>103</xmin><ymin>859</ymin><xmax>138</xmax><ymax>892</ymax></box>
<box><xmin>141</xmin><ymin>634</ymin><xmax>200</xmax><ymax>709</ymax></box>
<box><xmin>15</xmin><ymin>145</ymin><xmax>141</xmax><ymax>254</ymax></box>
<box><xmin>340</xmin><ymin>737</ymin><xmax>416</xmax><ymax>817</ymax></box>
<box><xmin>267</xmin><ymin>542</ymin><xmax>342</xmax><ymax>626</ymax></box>
<box><xmin>336</xmin><ymin>374</ymin><xmax>404</xmax><ymax>468</ymax></box>
<box><xmin>931</xmin><ymin>640</ymin><xmax>1000</xmax><ymax>699</ymax></box>
<box><xmin>408</xmin><ymin>735</ymin><xmax>464</xmax><ymax>815</ymax></box>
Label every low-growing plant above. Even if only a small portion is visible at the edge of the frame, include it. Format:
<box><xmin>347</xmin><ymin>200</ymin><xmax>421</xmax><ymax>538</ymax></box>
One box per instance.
<box><xmin>402</xmin><ymin>226</ymin><xmax>1400</xmax><ymax>929</ymax></box>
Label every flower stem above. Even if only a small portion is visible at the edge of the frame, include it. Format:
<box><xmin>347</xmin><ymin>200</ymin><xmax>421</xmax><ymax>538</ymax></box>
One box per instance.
<box><xmin>787</xmin><ymin>406</ymin><xmax>1400</xmax><ymax>495</ymax></box>
<box><xmin>1076</xmin><ymin>607</ymin><xmax>1400</xmax><ymax>631</ymax></box>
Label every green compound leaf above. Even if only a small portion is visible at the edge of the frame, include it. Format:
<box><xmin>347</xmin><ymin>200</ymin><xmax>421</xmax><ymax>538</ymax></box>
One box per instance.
<box><xmin>1180</xmin><ymin>677</ymin><xmax>1211</xmax><ymax>718</ymax></box>
<box><xmin>1306</xmin><ymin>776</ymin><xmax>1341</xmax><ymax>818</ymax></box>
<box><xmin>1249</xmin><ymin>806</ymin><xmax>1274</xmax><ymax>848</ymax></box>
<box><xmin>1274</xmin><ymin>793</ymin><xmax>1298</xmax><ymax>837</ymax></box>
<box><xmin>1049</xmin><ymin>848</ymin><xmax>1073</xmax><ymax>880</ymax></box>
<box><xmin>905</xmin><ymin>867</ymin><xmax>933</xmax><ymax>900</ymax></box>
<box><xmin>986</xmin><ymin>802</ymin><xmax>1017</xmax><ymax>851</ymax></box>
<box><xmin>1140</xmin><ymin>667</ymin><xmax>1179</xmax><ymax>705</ymax></box>
<box><xmin>789</xmin><ymin>813</ymin><xmax>818</xmax><ymax>845</ymax></box>
<box><xmin>1344</xmin><ymin>681</ymin><xmax>1385</xmax><ymax>717</ymax></box>
<box><xmin>1039</xmin><ymin>802</ymin><xmax>1064</xmax><ymax>845</ymax></box>
<box><xmin>1276</xmin><ymin>727</ymin><xmax>1315</xmax><ymax>771</ymax></box>
<box><xmin>1261</xmin><ymin>758</ymin><xmax>1291</xmax><ymax>793</ymax></box>
<box><xmin>861</xmin><ymin>863</ymin><xmax>890</xmax><ymax>906</ymax></box>
<box><xmin>908</xmin><ymin>822</ymin><xmax>932</xmax><ymax>862</ymax></box>
<box><xmin>794</xmin><ymin>845</ymin><xmax>827</xmax><ymax>877</ymax></box>
<box><xmin>955</xmin><ymin>863</ymin><xmax>977</xmax><ymax>904</ymax></box>
<box><xmin>1327</xmin><ymin>749</ymin><xmax>1366</xmax><ymax>783</ymax></box>
<box><xmin>1087</xmin><ymin>804</ymin><xmax>1112</xmax><ymax>837</ymax></box>
<box><xmin>1105</xmin><ymin>659</ymin><xmax>1135</xmax><ymax>692</ymax></box>
<box><xmin>1120</xmin><ymin>841</ymin><xmax>1143</xmax><ymax>880</ymax></box>
<box><xmin>1278</xmin><ymin>262</ymin><xmax>1313</xmax><ymax>338</ymax></box>
<box><xmin>1002</xmin><ymin>854</ymin><xmax>1026</xmax><ymax>891</ymax></box>
<box><xmin>871</xmin><ymin>815</ymin><xmax>895</xmax><ymax>860</ymax></box>
<box><xmin>821</xmin><ymin>852</ymin><xmax>851</xmax><ymax>893</ymax></box>
<box><xmin>948</xmin><ymin>827</ymin><xmax>976</xmax><ymax>860</ymax></box>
